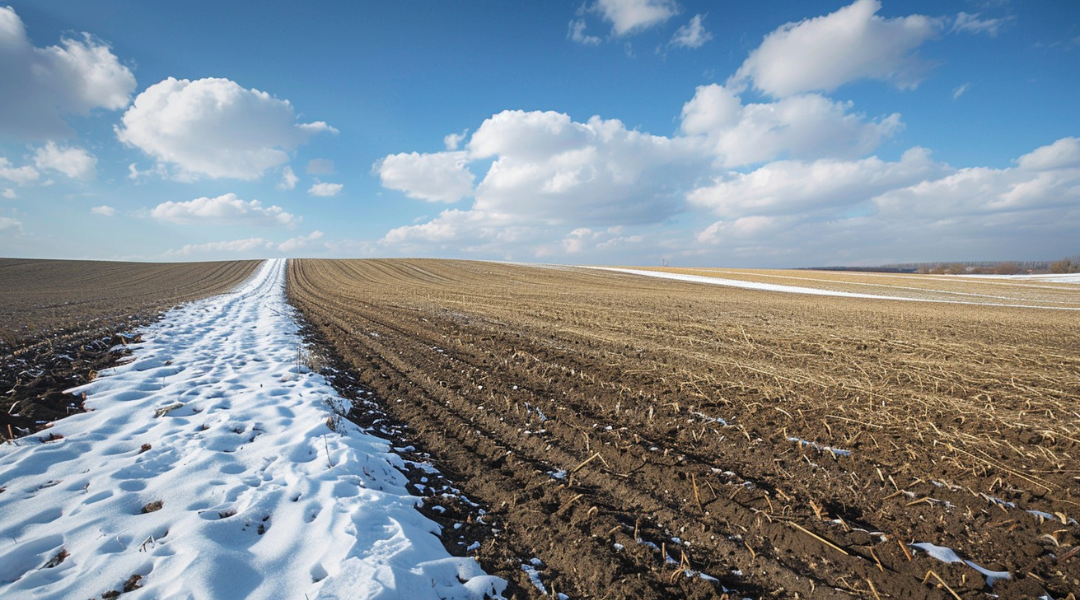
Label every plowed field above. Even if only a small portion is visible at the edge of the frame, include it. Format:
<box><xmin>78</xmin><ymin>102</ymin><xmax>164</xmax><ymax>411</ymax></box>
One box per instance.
<box><xmin>288</xmin><ymin>259</ymin><xmax>1080</xmax><ymax>599</ymax></box>
<box><xmin>1</xmin><ymin>259</ymin><xmax>260</xmax><ymax>431</ymax></box>
<box><xmin>627</xmin><ymin>267</ymin><xmax>1080</xmax><ymax>309</ymax></box>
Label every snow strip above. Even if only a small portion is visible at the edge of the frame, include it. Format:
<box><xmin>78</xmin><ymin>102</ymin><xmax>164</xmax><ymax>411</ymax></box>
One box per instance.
<box><xmin>963</xmin><ymin>273</ymin><xmax>1080</xmax><ymax>284</ymax></box>
<box><xmin>688</xmin><ymin>270</ymin><xmax>1075</xmax><ymax>304</ymax></box>
<box><xmin>521</xmin><ymin>562</ymin><xmax>547</xmax><ymax>595</ymax></box>
<box><xmin>595</xmin><ymin>268</ymin><xmax>901</xmax><ymax>300</ymax></box>
<box><xmin>593</xmin><ymin>268</ymin><xmax>1080</xmax><ymax>310</ymax></box>
<box><xmin>909</xmin><ymin>542</ymin><xmax>1010</xmax><ymax>586</ymax></box>
<box><xmin>0</xmin><ymin>259</ymin><xmax>504</xmax><ymax>600</ymax></box>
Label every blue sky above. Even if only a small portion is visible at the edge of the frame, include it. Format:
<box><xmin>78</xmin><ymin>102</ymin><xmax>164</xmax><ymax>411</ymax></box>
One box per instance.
<box><xmin>1</xmin><ymin>0</ymin><xmax>1077</xmax><ymax>267</ymax></box>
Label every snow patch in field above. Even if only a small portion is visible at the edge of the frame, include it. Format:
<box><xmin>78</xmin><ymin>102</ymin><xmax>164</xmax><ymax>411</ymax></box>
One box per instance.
<box><xmin>521</xmin><ymin>558</ymin><xmax>567</xmax><ymax>598</ymax></box>
<box><xmin>0</xmin><ymin>259</ymin><xmax>504</xmax><ymax>600</ymax></box>
<box><xmin>910</xmin><ymin>542</ymin><xmax>1011</xmax><ymax>586</ymax></box>
<box><xmin>595</xmin><ymin>267</ymin><xmax>1080</xmax><ymax>310</ymax></box>
<box><xmin>597</xmin><ymin>267</ymin><xmax>897</xmax><ymax>299</ymax></box>
<box><xmin>788</xmin><ymin>437</ymin><xmax>851</xmax><ymax>457</ymax></box>
<box><xmin>963</xmin><ymin>273</ymin><xmax>1080</xmax><ymax>284</ymax></box>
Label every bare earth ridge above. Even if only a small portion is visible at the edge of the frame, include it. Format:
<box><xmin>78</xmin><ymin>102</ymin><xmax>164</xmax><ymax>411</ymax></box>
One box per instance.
<box><xmin>288</xmin><ymin>258</ymin><xmax>1080</xmax><ymax>599</ymax></box>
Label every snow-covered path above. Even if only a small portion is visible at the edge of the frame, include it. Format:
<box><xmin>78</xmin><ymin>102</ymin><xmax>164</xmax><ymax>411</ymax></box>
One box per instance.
<box><xmin>0</xmin><ymin>260</ymin><xmax>504</xmax><ymax>600</ymax></box>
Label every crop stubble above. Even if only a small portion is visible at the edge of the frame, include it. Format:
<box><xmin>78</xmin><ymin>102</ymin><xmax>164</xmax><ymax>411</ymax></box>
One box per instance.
<box><xmin>1</xmin><ymin>259</ymin><xmax>260</xmax><ymax>432</ymax></box>
<box><xmin>289</xmin><ymin>259</ymin><xmax>1080</xmax><ymax>599</ymax></box>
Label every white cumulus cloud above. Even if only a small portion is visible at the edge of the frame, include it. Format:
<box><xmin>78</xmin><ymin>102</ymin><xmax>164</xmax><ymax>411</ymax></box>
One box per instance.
<box><xmin>465</xmin><ymin>110</ymin><xmax>704</xmax><ymax>224</ymax></box>
<box><xmin>375</xmin><ymin>109</ymin><xmax>707</xmax><ymax>259</ymax></box>
<box><xmin>1016</xmin><ymin>137</ymin><xmax>1080</xmax><ymax>172</ymax></box>
<box><xmin>127</xmin><ymin>162</ymin><xmax>168</xmax><ymax>181</ymax></box>
<box><xmin>593</xmin><ymin>0</ymin><xmax>680</xmax><ymax>37</ymax></box>
<box><xmin>2</xmin><ymin>188</ymin><xmax>15</xmax><ymax>199</ymax></box>
<box><xmin>0</xmin><ymin>6</ymin><xmax>136</xmax><ymax>139</ymax></box>
<box><xmin>381</xmin><ymin>209</ymin><xmax>532</xmax><ymax>255</ymax></box>
<box><xmin>379</xmin><ymin>135</ymin><xmax>1080</xmax><ymax>264</ymax></box>
<box><xmin>876</xmin><ymin>139</ymin><xmax>1080</xmax><ymax>219</ymax></box>
<box><xmin>375</xmin><ymin>151</ymin><xmax>474</xmax><ymax>203</ymax></box>
<box><xmin>91</xmin><ymin>205</ymin><xmax>116</xmax><ymax>216</ymax></box>
<box><xmin>308</xmin><ymin>182</ymin><xmax>343</xmax><ymax>197</ymax></box>
<box><xmin>0</xmin><ymin>216</ymin><xmax>21</xmax><ymax>233</ymax></box>
<box><xmin>115</xmin><ymin>77</ymin><xmax>336</xmax><ymax>180</ymax></box>
<box><xmin>680</xmin><ymin>84</ymin><xmax>902</xmax><ymax>167</ymax></box>
<box><xmin>277</xmin><ymin>166</ymin><xmax>299</xmax><ymax>190</ymax></box>
<box><xmin>696</xmin><ymin>215</ymin><xmax>796</xmax><ymax>245</ymax></box>
<box><xmin>0</xmin><ymin>215</ymin><xmax>20</xmax><ymax>232</ymax></box>
<box><xmin>670</xmin><ymin>14</ymin><xmax>711</xmax><ymax>49</ymax></box>
<box><xmin>33</xmin><ymin>142</ymin><xmax>97</xmax><ymax>180</ymax></box>
<box><xmin>443</xmin><ymin>130</ymin><xmax>469</xmax><ymax>151</ymax></box>
<box><xmin>568</xmin><ymin>19</ymin><xmax>602</xmax><ymax>45</ymax></box>
<box><xmin>0</xmin><ymin>157</ymin><xmax>40</xmax><ymax>185</ymax></box>
<box><xmin>167</xmin><ymin>237</ymin><xmax>274</xmax><ymax>257</ymax></box>
<box><xmin>693</xmin><ymin>137</ymin><xmax>1080</xmax><ymax>263</ymax></box>
<box><xmin>373</xmin><ymin>98</ymin><xmax>907</xmax><ymax>259</ymax></box>
<box><xmin>687</xmin><ymin>147</ymin><xmax>946</xmax><ymax>218</ymax></box>
<box><xmin>278</xmin><ymin>230</ymin><xmax>324</xmax><ymax>253</ymax></box>
<box><xmin>151</xmin><ymin>193</ymin><xmax>300</xmax><ymax>227</ymax></box>
<box><xmin>561</xmin><ymin>226</ymin><xmax>643</xmax><ymax>254</ymax></box>
<box><xmin>731</xmin><ymin>0</ymin><xmax>943</xmax><ymax>97</ymax></box>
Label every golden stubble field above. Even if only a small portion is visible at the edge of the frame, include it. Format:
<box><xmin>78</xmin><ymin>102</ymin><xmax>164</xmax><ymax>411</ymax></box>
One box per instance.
<box><xmin>289</xmin><ymin>259</ymin><xmax>1080</xmax><ymax>599</ymax></box>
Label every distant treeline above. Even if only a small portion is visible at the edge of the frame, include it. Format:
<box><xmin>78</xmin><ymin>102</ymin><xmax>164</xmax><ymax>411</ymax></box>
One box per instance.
<box><xmin>807</xmin><ymin>255</ymin><xmax>1080</xmax><ymax>275</ymax></box>
<box><xmin>809</xmin><ymin>266</ymin><xmax>918</xmax><ymax>274</ymax></box>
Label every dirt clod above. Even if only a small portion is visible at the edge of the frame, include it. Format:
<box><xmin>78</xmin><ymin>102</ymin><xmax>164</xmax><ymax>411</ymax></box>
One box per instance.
<box><xmin>140</xmin><ymin>501</ymin><xmax>163</xmax><ymax>514</ymax></box>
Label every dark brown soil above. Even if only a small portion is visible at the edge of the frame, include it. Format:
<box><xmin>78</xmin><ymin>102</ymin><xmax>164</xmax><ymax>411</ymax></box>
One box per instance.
<box><xmin>288</xmin><ymin>259</ymin><xmax>1080</xmax><ymax>600</ymax></box>
<box><xmin>0</xmin><ymin>259</ymin><xmax>260</xmax><ymax>435</ymax></box>
<box><xmin>293</xmin><ymin>319</ymin><xmax>508</xmax><ymax>588</ymax></box>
